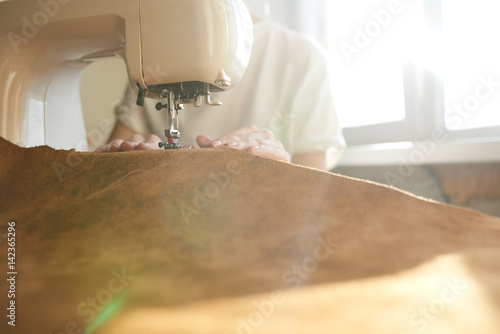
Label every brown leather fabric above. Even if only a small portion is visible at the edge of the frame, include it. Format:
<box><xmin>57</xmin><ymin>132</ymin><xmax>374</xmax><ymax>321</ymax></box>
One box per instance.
<box><xmin>1</xmin><ymin>136</ymin><xmax>500</xmax><ymax>333</ymax></box>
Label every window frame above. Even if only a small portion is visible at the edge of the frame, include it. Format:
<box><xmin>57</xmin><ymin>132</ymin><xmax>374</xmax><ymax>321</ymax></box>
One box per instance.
<box><xmin>337</xmin><ymin>0</ymin><xmax>500</xmax><ymax>166</ymax></box>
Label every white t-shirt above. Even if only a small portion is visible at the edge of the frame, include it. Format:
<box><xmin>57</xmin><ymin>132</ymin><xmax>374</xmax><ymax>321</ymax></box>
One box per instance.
<box><xmin>116</xmin><ymin>21</ymin><xmax>345</xmax><ymax>167</ymax></box>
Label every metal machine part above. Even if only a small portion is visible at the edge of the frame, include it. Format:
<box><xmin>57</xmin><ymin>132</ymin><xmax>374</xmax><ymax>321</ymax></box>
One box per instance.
<box><xmin>143</xmin><ymin>82</ymin><xmax>223</xmax><ymax>149</ymax></box>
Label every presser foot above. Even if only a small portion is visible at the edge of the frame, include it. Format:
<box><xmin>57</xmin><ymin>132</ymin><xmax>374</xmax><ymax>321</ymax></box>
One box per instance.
<box><xmin>159</xmin><ymin>139</ymin><xmax>183</xmax><ymax>150</ymax></box>
<box><xmin>159</xmin><ymin>127</ymin><xmax>183</xmax><ymax>149</ymax></box>
<box><xmin>159</xmin><ymin>143</ymin><xmax>183</xmax><ymax>149</ymax></box>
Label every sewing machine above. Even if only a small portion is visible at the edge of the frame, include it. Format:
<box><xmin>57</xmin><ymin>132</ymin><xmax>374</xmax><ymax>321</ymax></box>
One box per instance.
<box><xmin>0</xmin><ymin>0</ymin><xmax>253</xmax><ymax>150</ymax></box>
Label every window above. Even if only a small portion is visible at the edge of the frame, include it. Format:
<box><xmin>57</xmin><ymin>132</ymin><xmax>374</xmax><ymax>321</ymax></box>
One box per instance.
<box><xmin>325</xmin><ymin>0</ymin><xmax>500</xmax><ymax>164</ymax></box>
<box><xmin>441</xmin><ymin>0</ymin><xmax>500</xmax><ymax>132</ymax></box>
<box><xmin>326</xmin><ymin>0</ymin><xmax>420</xmax><ymax>128</ymax></box>
<box><xmin>326</xmin><ymin>0</ymin><xmax>429</xmax><ymax>145</ymax></box>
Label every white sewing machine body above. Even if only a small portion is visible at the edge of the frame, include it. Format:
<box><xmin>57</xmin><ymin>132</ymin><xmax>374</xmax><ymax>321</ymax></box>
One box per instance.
<box><xmin>0</xmin><ymin>0</ymin><xmax>253</xmax><ymax>150</ymax></box>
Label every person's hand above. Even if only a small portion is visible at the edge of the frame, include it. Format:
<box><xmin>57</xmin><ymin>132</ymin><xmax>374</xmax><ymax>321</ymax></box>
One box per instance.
<box><xmin>196</xmin><ymin>125</ymin><xmax>291</xmax><ymax>163</ymax></box>
<box><xmin>94</xmin><ymin>134</ymin><xmax>163</xmax><ymax>153</ymax></box>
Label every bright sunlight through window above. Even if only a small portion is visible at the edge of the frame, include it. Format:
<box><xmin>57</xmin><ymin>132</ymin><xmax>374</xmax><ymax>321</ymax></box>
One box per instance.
<box><xmin>327</xmin><ymin>0</ymin><xmax>500</xmax><ymax>133</ymax></box>
<box><xmin>442</xmin><ymin>0</ymin><xmax>500</xmax><ymax>131</ymax></box>
<box><xmin>326</xmin><ymin>0</ymin><xmax>425</xmax><ymax>128</ymax></box>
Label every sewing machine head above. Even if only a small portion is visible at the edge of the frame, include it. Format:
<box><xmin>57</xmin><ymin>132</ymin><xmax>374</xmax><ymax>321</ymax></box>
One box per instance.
<box><xmin>0</xmin><ymin>0</ymin><xmax>253</xmax><ymax>150</ymax></box>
